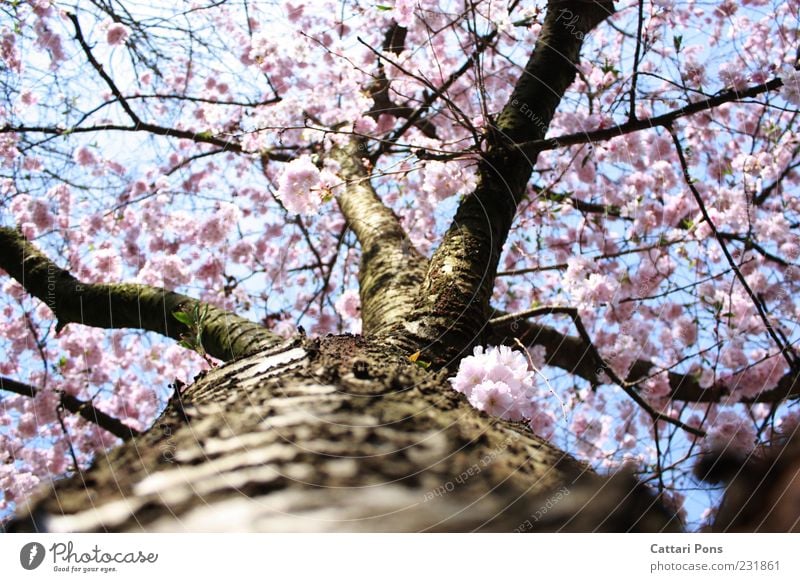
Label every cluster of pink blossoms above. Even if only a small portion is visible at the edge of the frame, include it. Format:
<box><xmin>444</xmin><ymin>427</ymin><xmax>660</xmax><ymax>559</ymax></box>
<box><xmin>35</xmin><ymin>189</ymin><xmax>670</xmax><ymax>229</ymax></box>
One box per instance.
<box><xmin>103</xmin><ymin>19</ymin><xmax>130</xmax><ymax>46</ymax></box>
<box><xmin>275</xmin><ymin>155</ymin><xmax>340</xmax><ymax>215</ymax></box>
<box><xmin>779</xmin><ymin>65</ymin><xmax>800</xmax><ymax>106</ymax></box>
<box><xmin>420</xmin><ymin>160</ymin><xmax>477</xmax><ymax>202</ymax></box>
<box><xmin>703</xmin><ymin>410</ymin><xmax>757</xmax><ymax>455</ymax></box>
<box><xmin>276</xmin><ymin>156</ymin><xmax>321</xmax><ymax>215</ymax></box>
<box><xmin>334</xmin><ymin>289</ymin><xmax>361</xmax><ymax>334</ymax></box>
<box><xmin>449</xmin><ymin>345</ymin><xmax>541</xmax><ymax>424</ymax></box>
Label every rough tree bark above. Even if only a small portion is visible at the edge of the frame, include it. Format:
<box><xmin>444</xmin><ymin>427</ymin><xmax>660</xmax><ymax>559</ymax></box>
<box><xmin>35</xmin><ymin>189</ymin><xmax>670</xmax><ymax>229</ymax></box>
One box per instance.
<box><xmin>3</xmin><ymin>1</ymin><xmax>693</xmax><ymax>532</ymax></box>
<box><xmin>7</xmin><ymin>336</ymin><xmax>678</xmax><ymax>532</ymax></box>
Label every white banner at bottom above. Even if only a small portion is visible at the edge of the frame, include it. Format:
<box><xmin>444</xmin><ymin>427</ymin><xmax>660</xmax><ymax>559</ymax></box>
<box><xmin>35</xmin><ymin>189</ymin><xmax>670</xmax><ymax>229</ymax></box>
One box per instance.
<box><xmin>1</xmin><ymin>534</ymin><xmax>797</xmax><ymax>581</ymax></box>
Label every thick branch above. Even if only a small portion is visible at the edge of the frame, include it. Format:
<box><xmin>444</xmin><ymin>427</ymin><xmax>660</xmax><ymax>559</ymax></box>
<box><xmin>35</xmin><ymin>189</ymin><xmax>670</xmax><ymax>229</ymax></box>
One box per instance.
<box><xmin>330</xmin><ymin>141</ymin><xmax>427</xmax><ymax>334</ymax></box>
<box><xmin>0</xmin><ymin>376</ymin><xmax>140</xmax><ymax>441</ymax></box>
<box><xmin>397</xmin><ymin>0</ymin><xmax>614</xmax><ymax>364</ymax></box>
<box><xmin>381</xmin><ymin>20</ymin><xmax>407</xmax><ymax>55</ymax></box>
<box><xmin>490</xmin><ymin>314</ymin><xmax>800</xmax><ymax>404</ymax></box>
<box><xmin>0</xmin><ymin>227</ymin><xmax>280</xmax><ymax>361</ymax></box>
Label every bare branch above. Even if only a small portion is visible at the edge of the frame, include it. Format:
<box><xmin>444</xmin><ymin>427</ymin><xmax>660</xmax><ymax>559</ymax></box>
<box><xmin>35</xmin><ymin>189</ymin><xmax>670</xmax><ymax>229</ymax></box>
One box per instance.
<box><xmin>372</xmin><ymin>29</ymin><xmax>498</xmax><ymax>160</ymax></box>
<box><xmin>66</xmin><ymin>12</ymin><xmax>142</xmax><ymax>126</ymax></box>
<box><xmin>1</xmin><ymin>123</ymin><xmax>294</xmax><ymax>162</ymax></box>
<box><xmin>0</xmin><ymin>376</ymin><xmax>140</xmax><ymax>441</ymax></box>
<box><xmin>628</xmin><ymin>0</ymin><xmax>646</xmax><ymax>120</ymax></box>
<box><xmin>366</xmin><ymin>65</ymin><xmax>439</xmax><ymax>140</ymax></box>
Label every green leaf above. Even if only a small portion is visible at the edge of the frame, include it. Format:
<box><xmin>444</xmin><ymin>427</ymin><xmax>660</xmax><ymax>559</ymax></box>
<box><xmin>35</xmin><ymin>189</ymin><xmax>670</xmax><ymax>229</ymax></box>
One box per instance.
<box><xmin>375</xmin><ymin>4</ymin><xmax>393</xmax><ymax>10</ymax></box>
<box><xmin>673</xmin><ymin>35</ymin><xmax>683</xmax><ymax>53</ymax></box>
<box><xmin>172</xmin><ymin>311</ymin><xmax>192</xmax><ymax>325</ymax></box>
<box><xmin>600</xmin><ymin>59</ymin><xmax>619</xmax><ymax>76</ymax></box>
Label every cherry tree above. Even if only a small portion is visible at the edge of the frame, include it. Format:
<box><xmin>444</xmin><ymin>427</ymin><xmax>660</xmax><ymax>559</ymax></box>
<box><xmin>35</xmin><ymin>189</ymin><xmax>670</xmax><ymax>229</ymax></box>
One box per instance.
<box><xmin>1</xmin><ymin>0</ymin><xmax>800</xmax><ymax>532</ymax></box>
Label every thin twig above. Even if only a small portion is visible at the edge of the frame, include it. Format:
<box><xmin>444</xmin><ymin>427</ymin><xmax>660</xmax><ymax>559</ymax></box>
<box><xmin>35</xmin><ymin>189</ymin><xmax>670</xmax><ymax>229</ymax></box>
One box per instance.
<box><xmin>56</xmin><ymin>404</ymin><xmax>81</xmax><ymax>473</ymax></box>
<box><xmin>357</xmin><ymin>37</ymin><xmax>478</xmax><ymax>145</ymax></box>
<box><xmin>0</xmin><ymin>376</ymin><xmax>141</xmax><ymax>441</ymax></box>
<box><xmin>513</xmin><ymin>337</ymin><xmax>567</xmax><ymax>421</ymax></box>
<box><xmin>628</xmin><ymin>0</ymin><xmax>646</xmax><ymax>120</ymax></box>
<box><xmin>67</xmin><ymin>12</ymin><xmax>142</xmax><ymax>126</ymax></box>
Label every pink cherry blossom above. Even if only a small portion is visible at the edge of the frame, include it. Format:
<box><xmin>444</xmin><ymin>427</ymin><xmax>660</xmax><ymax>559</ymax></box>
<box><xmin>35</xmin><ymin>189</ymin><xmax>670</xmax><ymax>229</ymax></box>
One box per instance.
<box><xmin>450</xmin><ymin>345</ymin><xmax>552</xmax><ymax>426</ymax></box>
<box><xmin>705</xmin><ymin>410</ymin><xmax>756</xmax><ymax>454</ymax></box>
<box><xmin>779</xmin><ymin>65</ymin><xmax>800</xmax><ymax>105</ymax></box>
<box><xmin>471</xmin><ymin>380</ymin><xmax>515</xmax><ymax>417</ymax></box>
<box><xmin>0</xmin><ymin>29</ymin><xmax>21</xmax><ymax>73</ymax></box>
<box><xmin>74</xmin><ymin>147</ymin><xmax>97</xmax><ymax>166</ymax></box>
<box><xmin>106</xmin><ymin>22</ymin><xmax>131</xmax><ymax>46</ymax></box>
<box><xmin>276</xmin><ymin>155</ymin><xmax>322</xmax><ymax>215</ymax></box>
<box><xmin>334</xmin><ymin>289</ymin><xmax>360</xmax><ymax>319</ymax></box>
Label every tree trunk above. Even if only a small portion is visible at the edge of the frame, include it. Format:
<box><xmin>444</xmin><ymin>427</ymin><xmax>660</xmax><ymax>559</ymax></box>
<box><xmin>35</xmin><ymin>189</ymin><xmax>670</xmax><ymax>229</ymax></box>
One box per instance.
<box><xmin>8</xmin><ymin>335</ymin><xmax>680</xmax><ymax>532</ymax></box>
